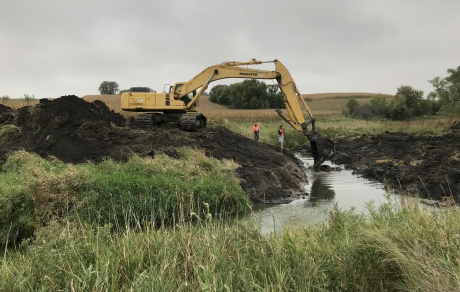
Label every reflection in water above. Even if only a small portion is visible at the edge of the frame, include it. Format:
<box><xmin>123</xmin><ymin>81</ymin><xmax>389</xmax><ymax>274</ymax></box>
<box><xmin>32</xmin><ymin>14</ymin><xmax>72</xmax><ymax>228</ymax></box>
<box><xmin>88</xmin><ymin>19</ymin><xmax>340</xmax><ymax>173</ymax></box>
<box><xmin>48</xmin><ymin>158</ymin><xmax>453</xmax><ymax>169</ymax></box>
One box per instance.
<box><xmin>306</xmin><ymin>177</ymin><xmax>335</xmax><ymax>206</ymax></box>
<box><xmin>254</xmin><ymin>153</ymin><xmax>390</xmax><ymax>235</ymax></box>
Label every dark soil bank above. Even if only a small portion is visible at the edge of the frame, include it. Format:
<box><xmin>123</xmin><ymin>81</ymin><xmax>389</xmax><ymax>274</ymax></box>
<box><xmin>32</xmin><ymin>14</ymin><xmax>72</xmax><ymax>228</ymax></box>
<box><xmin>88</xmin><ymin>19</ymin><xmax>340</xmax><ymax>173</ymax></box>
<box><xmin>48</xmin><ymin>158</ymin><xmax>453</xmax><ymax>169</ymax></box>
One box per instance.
<box><xmin>0</xmin><ymin>96</ymin><xmax>307</xmax><ymax>203</ymax></box>
<box><xmin>331</xmin><ymin>129</ymin><xmax>460</xmax><ymax>203</ymax></box>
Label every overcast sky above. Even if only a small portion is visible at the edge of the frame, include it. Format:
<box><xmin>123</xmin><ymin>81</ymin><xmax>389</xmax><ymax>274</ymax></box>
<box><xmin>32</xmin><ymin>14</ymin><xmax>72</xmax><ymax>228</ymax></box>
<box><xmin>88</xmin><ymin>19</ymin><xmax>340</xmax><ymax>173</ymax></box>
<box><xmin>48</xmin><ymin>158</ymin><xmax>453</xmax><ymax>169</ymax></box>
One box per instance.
<box><xmin>1</xmin><ymin>0</ymin><xmax>459</xmax><ymax>99</ymax></box>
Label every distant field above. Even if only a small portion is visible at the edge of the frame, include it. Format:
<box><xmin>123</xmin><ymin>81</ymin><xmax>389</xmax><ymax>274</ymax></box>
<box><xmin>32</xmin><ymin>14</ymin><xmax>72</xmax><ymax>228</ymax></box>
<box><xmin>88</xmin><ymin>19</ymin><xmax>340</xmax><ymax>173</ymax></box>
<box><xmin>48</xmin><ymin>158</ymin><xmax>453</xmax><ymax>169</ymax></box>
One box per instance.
<box><xmin>303</xmin><ymin>92</ymin><xmax>393</xmax><ymax>101</ymax></box>
<box><xmin>82</xmin><ymin>94</ymin><xmax>120</xmax><ymax>103</ymax></box>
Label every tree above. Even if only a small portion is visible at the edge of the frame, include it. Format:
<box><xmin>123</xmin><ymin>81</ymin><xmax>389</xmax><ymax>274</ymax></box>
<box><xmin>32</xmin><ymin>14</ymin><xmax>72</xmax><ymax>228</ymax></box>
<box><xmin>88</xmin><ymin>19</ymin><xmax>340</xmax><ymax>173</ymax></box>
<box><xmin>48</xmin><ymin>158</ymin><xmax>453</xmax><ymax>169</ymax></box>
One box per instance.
<box><xmin>428</xmin><ymin>76</ymin><xmax>449</xmax><ymax>103</ymax></box>
<box><xmin>267</xmin><ymin>84</ymin><xmax>285</xmax><ymax>108</ymax></box>
<box><xmin>390</xmin><ymin>94</ymin><xmax>407</xmax><ymax>120</ymax></box>
<box><xmin>210</xmin><ymin>80</ymin><xmax>283</xmax><ymax>109</ymax></box>
<box><xmin>236</xmin><ymin>79</ymin><xmax>269</xmax><ymax>109</ymax></box>
<box><xmin>445</xmin><ymin>66</ymin><xmax>460</xmax><ymax>105</ymax></box>
<box><xmin>369</xmin><ymin>94</ymin><xmax>389</xmax><ymax>116</ymax></box>
<box><xmin>395</xmin><ymin>85</ymin><xmax>424</xmax><ymax>116</ymax></box>
<box><xmin>428</xmin><ymin>66</ymin><xmax>460</xmax><ymax>114</ymax></box>
<box><xmin>209</xmin><ymin>84</ymin><xmax>229</xmax><ymax>105</ymax></box>
<box><xmin>99</xmin><ymin>81</ymin><xmax>119</xmax><ymax>95</ymax></box>
<box><xmin>345</xmin><ymin>98</ymin><xmax>360</xmax><ymax>115</ymax></box>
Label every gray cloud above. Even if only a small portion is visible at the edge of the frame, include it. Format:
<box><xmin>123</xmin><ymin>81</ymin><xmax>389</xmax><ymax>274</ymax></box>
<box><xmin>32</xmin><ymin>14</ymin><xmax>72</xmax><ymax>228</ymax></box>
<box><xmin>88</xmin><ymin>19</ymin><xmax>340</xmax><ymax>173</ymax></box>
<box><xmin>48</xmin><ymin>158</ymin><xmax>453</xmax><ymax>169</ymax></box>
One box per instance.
<box><xmin>1</xmin><ymin>0</ymin><xmax>459</xmax><ymax>98</ymax></box>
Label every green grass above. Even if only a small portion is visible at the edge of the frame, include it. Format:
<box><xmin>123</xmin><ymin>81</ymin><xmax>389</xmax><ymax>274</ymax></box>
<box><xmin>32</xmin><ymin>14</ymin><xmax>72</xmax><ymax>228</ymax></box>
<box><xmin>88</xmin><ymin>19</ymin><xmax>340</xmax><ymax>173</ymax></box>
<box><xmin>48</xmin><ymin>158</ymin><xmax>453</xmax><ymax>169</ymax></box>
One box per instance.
<box><xmin>217</xmin><ymin>115</ymin><xmax>459</xmax><ymax>148</ymax></box>
<box><xmin>0</xmin><ymin>149</ymin><xmax>250</xmax><ymax>246</ymax></box>
<box><xmin>214</xmin><ymin>120</ymin><xmax>307</xmax><ymax>148</ymax></box>
<box><xmin>0</xmin><ymin>125</ymin><xmax>22</xmax><ymax>142</ymax></box>
<box><xmin>2</xmin><ymin>194</ymin><xmax>460</xmax><ymax>291</ymax></box>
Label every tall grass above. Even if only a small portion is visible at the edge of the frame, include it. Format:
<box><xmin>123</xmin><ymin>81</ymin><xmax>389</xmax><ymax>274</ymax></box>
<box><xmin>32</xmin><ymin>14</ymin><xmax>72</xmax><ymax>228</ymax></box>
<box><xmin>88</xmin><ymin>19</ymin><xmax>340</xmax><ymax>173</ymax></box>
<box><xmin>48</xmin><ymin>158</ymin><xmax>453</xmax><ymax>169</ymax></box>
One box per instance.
<box><xmin>2</xmin><ymin>194</ymin><xmax>460</xmax><ymax>291</ymax></box>
<box><xmin>211</xmin><ymin>115</ymin><xmax>458</xmax><ymax>151</ymax></box>
<box><xmin>0</xmin><ymin>98</ymin><xmax>39</xmax><ymax>109</ymax></box>
<box><xmin>0</xmin><ymin>149</ymin><xmax>250</xmax><ymax>246</ymax></box>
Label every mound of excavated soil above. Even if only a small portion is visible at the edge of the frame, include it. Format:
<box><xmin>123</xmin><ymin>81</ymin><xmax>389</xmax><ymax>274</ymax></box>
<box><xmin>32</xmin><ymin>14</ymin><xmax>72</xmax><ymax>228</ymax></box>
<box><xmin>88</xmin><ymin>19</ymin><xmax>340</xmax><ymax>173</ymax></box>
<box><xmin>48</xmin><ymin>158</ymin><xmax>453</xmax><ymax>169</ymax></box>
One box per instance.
<box><xmin>0</xmin><ymin>96</ymin><xmax>308</xmax><ymax>203</ymax></box>
<box><xmin>331</xmin><ymin>131</ymin><xmax>460</xmax><ymax>203</ymax></box>
<box><xmin>0</xmin><ymin>104</ymin><xmax>11</xmax><ymax>113</ymax></box>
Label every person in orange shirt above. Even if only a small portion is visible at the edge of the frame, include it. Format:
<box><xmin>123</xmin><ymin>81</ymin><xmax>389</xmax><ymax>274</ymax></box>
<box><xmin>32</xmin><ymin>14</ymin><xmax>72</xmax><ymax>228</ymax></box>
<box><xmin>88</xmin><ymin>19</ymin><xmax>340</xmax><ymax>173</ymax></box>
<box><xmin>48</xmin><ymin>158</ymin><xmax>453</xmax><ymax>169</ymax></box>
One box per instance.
<box><xmin>252</xmin><ymin>123</ymin><xmax>260</xmax><ymax>142</ymax></box>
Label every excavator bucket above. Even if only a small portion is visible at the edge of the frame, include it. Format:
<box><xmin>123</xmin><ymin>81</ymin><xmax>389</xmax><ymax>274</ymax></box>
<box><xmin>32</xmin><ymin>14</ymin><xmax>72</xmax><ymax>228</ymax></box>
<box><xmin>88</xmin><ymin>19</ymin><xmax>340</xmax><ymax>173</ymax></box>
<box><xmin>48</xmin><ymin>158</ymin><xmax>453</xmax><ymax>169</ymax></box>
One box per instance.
<box><xmin>305</xmin><ymin>130</ymin><xmax>335</xmax><ymax>167</ymax></box>
<box><xmin>274</xmin><ymin>109</ymin><xmax>334</xmax><ymax>166</ymax></box>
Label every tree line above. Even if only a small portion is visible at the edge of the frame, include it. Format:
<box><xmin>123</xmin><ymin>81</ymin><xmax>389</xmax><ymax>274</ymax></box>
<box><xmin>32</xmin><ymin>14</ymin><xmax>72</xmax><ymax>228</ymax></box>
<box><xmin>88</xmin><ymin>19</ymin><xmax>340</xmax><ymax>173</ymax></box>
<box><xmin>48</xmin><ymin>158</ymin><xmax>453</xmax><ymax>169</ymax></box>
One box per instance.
<box><xmin>345</xmin><ymin>65</ymin><xmax>460</xmax><ymax>120</ymax></box>
<box><xmin>209</xmin><ymin>79</ymin><xmax>285</xmax><ymax>109</ymax></box>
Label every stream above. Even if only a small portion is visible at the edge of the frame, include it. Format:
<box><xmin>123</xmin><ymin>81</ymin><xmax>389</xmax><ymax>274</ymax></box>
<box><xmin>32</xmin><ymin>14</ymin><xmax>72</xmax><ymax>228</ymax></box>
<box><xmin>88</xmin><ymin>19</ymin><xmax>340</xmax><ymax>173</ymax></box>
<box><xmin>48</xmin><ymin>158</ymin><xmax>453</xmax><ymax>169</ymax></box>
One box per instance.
<box><xmin>253</xmin><ymin>153</ymin><xmax>399</xmax><ymax>235</ymax></box>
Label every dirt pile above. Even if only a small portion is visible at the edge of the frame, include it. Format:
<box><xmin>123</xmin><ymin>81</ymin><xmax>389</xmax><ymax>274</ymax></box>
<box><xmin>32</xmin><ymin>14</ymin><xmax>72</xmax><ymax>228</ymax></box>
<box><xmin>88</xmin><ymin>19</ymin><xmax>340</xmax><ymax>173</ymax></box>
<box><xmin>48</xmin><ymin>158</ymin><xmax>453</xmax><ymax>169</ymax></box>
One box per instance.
<box><xmin>331</xmin><ymin>131</ymin><xmax>460</xmax><ymax>202</ymax></box>
<box><xmin>0</xmin><ymin>96</ymin><xmax>308</xmax><ymax>203</ymax></box>
<box><xmin>0</xmin><ymin>104</ymin><xmax>13</xmax><ymax>123</ymax></box>
<box><xmin>0</xmin><ymin>104</ymin><xmax>11</xmax><ymax>113</ymax></box>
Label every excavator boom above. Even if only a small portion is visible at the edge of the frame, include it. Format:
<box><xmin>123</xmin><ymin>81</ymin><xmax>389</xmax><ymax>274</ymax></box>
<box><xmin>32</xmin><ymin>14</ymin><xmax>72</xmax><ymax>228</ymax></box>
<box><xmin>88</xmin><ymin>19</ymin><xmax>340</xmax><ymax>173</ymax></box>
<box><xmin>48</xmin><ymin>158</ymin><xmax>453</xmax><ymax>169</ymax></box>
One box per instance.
<box><xmin>171</xmin><ymin>59</ymin><xmax>334</xmax><ymax>164</ymax></box>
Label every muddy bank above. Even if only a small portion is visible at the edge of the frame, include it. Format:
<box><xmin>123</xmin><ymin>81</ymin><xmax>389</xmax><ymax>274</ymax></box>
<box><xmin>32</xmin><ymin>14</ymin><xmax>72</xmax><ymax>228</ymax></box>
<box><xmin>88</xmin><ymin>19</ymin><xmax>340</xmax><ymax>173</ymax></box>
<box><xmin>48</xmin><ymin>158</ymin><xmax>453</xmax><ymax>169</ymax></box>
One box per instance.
<box><xmin>0</xmin><ymin>96</ymin><xmax>307</xmax><ymax>203</ymax></box>
<box><xmin>331</xmin><ymin>130</ymin><xmax>460</xmax><ymax>203</ymax></box>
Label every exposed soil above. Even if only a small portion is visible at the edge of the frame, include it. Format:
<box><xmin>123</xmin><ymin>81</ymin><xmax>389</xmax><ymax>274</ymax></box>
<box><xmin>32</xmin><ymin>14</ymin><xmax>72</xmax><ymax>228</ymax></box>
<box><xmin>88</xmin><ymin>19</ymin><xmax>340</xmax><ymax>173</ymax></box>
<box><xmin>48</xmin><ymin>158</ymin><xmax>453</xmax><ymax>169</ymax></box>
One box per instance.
<box><xmin>330</xmin><ymin>129</ymin><xmax>460</xmax><ymax>203</ymax></box>
<box><xmin>0</xmin><ymin>96</ymin><xmax>307</xmax><ymax>204</ymax></box>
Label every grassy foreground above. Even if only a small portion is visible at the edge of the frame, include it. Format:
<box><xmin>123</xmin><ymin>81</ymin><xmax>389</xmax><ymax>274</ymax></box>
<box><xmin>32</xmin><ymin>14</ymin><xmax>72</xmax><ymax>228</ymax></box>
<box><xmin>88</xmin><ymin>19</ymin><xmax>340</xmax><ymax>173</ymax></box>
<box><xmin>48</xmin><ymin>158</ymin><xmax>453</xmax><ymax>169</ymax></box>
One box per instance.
<box><xmin>2</xmin><ymin>195</ymin><xmax>460</xmax><ymax>291</ymax></box>
<box><xmin>0</xmin><ymin>149</ymin><xmax>250</xmax><ymax>247</ymax></box>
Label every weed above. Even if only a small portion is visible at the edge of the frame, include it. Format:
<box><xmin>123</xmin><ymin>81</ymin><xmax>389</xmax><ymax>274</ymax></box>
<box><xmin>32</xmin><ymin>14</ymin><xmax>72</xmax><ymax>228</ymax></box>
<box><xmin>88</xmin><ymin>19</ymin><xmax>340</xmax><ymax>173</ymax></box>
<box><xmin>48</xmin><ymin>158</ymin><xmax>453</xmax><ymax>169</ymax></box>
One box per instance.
<box><xmin>2</xmin><ymin>194</ymin><xmax>460</xmax><ymax>291</ymax></box>
<box><xmin>0</xmin><ymin>125</ymin><xmax>21</xmax><ymax>142</ymax></box>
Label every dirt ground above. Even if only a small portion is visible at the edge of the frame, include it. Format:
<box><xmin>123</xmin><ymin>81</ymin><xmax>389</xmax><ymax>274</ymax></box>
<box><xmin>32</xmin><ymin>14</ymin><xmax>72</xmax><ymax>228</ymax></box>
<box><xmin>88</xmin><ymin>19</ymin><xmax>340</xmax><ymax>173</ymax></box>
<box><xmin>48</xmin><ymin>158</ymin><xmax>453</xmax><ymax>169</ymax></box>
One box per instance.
<box><xmin>330</xmin><ymin>129</ymin><xmax>460</xmax><ymax>203</ymax></box>
<box><xmin>0</xmin><ymin>96</ymin><xmax>307</xmax><ymax>204</ymax></box>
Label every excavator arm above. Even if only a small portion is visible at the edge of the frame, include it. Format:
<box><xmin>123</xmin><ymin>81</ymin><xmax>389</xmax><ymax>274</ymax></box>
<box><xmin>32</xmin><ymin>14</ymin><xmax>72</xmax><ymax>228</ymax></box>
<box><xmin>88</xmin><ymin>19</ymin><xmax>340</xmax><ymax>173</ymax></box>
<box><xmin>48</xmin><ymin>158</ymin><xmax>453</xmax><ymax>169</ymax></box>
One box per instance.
<box><xmin>173</xmin><ymin>59</ymin><xmax>334</xmax><ymax>165</ymax></box>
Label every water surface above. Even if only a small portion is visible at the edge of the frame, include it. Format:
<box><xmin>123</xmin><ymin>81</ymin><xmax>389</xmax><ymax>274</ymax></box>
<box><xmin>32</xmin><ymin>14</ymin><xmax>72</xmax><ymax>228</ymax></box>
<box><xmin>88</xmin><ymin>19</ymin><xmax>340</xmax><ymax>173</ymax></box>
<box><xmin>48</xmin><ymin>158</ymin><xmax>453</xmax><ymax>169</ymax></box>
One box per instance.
<box><xmin>254</xmin><ymin>153</ymin><xmax>394</xmax><ymax>234</ymax></box>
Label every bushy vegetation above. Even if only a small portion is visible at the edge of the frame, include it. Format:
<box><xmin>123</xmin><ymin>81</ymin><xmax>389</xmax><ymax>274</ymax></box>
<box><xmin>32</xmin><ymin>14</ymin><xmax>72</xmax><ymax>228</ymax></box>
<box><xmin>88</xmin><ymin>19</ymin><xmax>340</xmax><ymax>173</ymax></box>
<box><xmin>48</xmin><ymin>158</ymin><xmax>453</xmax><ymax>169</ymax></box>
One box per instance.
<box><xmin>344</xmin><ymin>88</ymin><xmax>440</xmax><ymax>120</ymax></box>
<box><xmin>0</xmin><ymin>149</ymin><xmax>250</xmax><ymax>246</ymax></box>
<box><xmin>98</xmin><ymin>81</ymin><xmax>119</xmax><ymax>95</ymax></box>
<box><xmin>344</xmin><ymin>65</ymin><xmax>460</xmax><ymax>120</ymax></box>
<box><xmin>0</xmin><ymin>95</ymin><xmax>10</xmax><ymax>103</ymax></box>
<box><xmin>209</xmin><ymin>79</ymin><xmax>285</xmax><ymax>109</ymax></box>
<box><xmin>2</xmin><ymin>194</ymin><xmax>460</xmax><ymax>291</ymax></box>
<box><xmin>428</xmin><ymin>65</ymin><xmax>460</xmax><ymax>115</ymax></box>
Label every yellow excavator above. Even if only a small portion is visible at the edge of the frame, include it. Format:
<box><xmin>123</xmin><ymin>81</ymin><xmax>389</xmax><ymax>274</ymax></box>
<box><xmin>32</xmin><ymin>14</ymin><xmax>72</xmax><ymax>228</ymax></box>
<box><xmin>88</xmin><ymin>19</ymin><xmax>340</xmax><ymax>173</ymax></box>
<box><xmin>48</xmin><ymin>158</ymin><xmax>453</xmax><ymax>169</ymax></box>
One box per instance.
<box><xmin>121</xmin><ymin>59</ymin><xmax>334</xmax><ymax>164</ymax></box>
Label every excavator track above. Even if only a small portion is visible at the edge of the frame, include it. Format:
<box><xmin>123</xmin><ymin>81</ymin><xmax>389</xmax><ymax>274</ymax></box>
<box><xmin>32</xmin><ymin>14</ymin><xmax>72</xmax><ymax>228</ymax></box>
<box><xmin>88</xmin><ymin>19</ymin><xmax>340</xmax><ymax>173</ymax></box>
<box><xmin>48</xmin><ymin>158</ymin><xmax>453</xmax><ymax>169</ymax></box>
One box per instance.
<box><xmin>135</xmin><ymin>114</ymin><xmax>157</xmax><ymax>127</ymax></box>
<box><xmin>181</xmin><ymin>113</ymin><xmax>206</xmax><ymax>131</ymax></box>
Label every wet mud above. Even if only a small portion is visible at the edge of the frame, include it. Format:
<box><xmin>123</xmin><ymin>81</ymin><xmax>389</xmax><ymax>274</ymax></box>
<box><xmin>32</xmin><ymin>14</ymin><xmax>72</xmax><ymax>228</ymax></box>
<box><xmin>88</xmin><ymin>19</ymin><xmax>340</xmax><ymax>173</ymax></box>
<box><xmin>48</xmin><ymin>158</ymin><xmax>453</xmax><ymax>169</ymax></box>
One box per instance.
<box><xmin>331</xmin><ymin>129</ymin><xmax>460</xmax><ymax>203</ymax></box>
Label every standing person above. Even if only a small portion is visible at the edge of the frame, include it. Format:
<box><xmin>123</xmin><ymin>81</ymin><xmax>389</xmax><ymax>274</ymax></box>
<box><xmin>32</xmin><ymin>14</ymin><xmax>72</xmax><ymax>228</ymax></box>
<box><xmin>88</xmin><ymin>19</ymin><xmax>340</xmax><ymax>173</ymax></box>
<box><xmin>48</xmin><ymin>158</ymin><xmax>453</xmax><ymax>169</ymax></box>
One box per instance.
<box><xmin>252</xmin><ymin>123</ymin><xmax>260</xmax><ymax>142</ymax></box>
<box><xmin>277</xmin><ymin>124</ymin><xmax>285</xmax><ymax>146</ymax></box>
